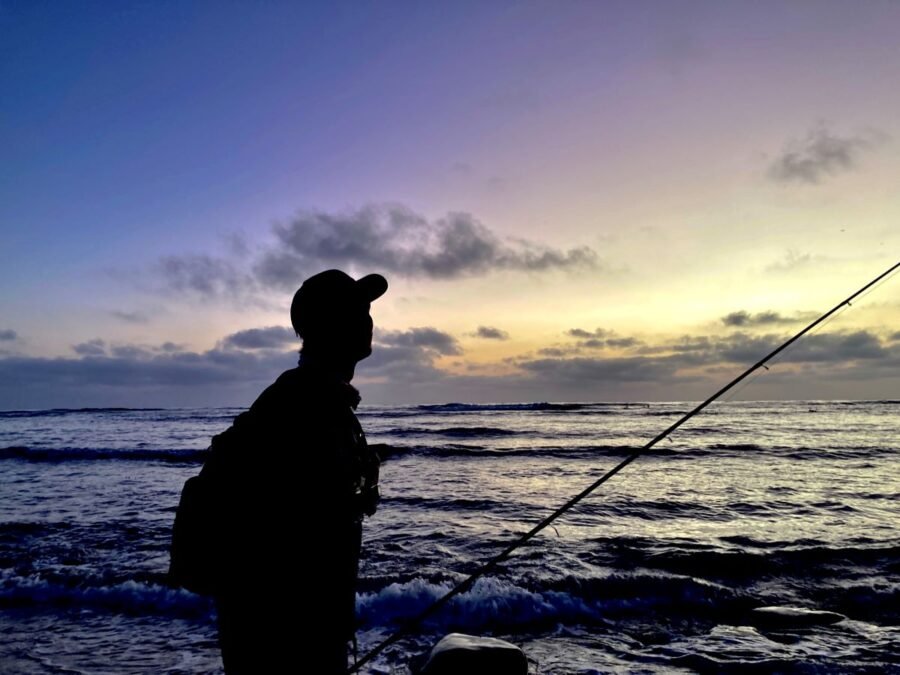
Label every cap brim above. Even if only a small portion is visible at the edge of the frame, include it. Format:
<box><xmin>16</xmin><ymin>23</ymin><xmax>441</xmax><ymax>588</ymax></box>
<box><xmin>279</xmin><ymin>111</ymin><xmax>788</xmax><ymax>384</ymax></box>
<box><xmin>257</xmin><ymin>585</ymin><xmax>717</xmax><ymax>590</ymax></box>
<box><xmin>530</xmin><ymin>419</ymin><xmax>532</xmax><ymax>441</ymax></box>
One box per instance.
<box><xmin>356</xmin><ymin>274</ymin><xmax>388</xmax><ymax>302</ymax></box>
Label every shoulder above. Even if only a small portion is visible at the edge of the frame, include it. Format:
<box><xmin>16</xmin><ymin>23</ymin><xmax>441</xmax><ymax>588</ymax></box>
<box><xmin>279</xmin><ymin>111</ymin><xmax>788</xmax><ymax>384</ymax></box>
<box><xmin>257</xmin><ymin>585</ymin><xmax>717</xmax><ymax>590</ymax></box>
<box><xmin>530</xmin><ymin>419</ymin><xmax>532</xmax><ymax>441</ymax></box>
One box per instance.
<box><xmin>246</xmin><ymin>367</ymin><xmax>309</xmax><ymax>413</ymax></box>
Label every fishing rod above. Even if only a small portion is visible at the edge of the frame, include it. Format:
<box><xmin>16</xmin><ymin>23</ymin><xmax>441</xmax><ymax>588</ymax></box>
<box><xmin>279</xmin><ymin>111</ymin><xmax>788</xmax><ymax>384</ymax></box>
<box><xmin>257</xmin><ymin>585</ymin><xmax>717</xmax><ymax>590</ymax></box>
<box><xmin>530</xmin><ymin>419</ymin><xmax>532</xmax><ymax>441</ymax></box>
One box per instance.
<box><xmin>349</xmin><ymin>260</ymin><xmax>900</xmax><ymax>673</ymax></box>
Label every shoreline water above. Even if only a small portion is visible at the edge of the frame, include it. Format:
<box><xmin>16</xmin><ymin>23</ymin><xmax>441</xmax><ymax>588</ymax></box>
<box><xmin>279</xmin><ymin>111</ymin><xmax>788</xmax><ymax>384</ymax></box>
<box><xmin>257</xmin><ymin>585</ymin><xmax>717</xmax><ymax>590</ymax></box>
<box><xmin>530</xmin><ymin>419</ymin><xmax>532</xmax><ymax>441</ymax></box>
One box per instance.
<box><xmin>1</xmin><ymin>401</ymin><xmax>898</xmax><ymax>673</ymax></box>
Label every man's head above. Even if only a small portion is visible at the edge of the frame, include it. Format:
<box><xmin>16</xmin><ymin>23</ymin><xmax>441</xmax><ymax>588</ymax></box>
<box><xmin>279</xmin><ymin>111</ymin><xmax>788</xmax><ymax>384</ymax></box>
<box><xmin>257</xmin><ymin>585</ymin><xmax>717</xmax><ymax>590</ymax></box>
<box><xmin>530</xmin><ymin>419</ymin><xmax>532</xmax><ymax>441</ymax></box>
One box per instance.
<box><xmin>291</xmin><ymin>270</ymin><xmax>388</xmax><ymax>362</ymax></box>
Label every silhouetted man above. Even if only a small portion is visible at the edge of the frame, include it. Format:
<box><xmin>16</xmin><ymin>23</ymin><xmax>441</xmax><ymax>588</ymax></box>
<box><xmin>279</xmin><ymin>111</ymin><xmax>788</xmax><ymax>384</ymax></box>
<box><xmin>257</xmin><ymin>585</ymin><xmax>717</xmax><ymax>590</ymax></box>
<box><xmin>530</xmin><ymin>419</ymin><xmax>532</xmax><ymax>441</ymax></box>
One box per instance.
<box><xmin>204</xmin><ymin>269</ymin><xmax>387</xmax><ymax>674</ymax></box>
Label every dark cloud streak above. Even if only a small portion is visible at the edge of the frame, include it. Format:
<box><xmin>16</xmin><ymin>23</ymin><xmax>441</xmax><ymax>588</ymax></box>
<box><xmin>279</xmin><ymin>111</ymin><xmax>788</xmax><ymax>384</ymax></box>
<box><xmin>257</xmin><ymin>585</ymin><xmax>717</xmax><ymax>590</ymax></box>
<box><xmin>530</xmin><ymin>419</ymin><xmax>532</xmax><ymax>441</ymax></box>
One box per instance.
<box><xmin>375</xmin><ymin>327</ymin><xmax>461</xmax><ymax>356</ymax></box>
<box><xmin>473</xmin><ymin>326</ymin><xmax>509</xmax><ymax>340</ymax></box>
<box><xmin>722</xmin><ymin>310</ymin><xmax>817</xmax><ymax>327</ymax></box>
<box><xmin>567</xmin><ymin>328</ymin><xmax>609</xmax><ymax>339</ymax></box>
<box><xmin>72</xmin><ymin>339</ymin><xmax>106</xmax><ymax>356</ymax></box>
<box><xmin>768</xmin><ymin>127</ymin><xmax>881</xmax><ymax>185</ymax></box>
<box><xmin>221</xmin><ymin>326</ymin><xmax>297</xmax><ymax>350</ymax></box>
<box><xmin>565</xmin><ymin>327</ymin><xmax>640</xmax><ymax>350</ymax></box>
<box><xmin>154</xmin><ymin>254</ymin><xmax>256</xmax><ymax>301</ymax></box>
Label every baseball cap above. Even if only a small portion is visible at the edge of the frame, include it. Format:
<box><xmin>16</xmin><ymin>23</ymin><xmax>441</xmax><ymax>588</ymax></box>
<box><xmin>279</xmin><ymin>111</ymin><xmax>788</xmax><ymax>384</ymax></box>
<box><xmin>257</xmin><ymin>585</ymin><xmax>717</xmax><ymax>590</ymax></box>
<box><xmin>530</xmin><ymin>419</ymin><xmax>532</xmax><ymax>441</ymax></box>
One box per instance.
<box><xmin>290</xmin><ymin>270</ymin><xmax>388</xmax><ymax>337</ymax></box>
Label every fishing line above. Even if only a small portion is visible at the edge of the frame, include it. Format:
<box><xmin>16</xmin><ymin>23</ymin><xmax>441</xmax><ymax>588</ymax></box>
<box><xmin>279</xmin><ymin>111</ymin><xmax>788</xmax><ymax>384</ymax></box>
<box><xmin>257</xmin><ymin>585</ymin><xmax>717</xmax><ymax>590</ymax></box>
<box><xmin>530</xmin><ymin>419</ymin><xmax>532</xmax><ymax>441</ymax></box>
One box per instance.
<box><xmin>348</xmin><ymin>260</ymin><xmax>899</xmax><ymax>673</ymax></box>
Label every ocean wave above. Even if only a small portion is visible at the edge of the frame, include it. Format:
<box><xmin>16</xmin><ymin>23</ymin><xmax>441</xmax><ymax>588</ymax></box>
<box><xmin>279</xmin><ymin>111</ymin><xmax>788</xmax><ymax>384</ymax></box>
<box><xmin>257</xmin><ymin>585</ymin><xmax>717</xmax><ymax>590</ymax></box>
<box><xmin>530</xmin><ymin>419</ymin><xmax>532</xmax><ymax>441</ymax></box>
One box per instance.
<box><xmin>414</xmin><ymin>402</ymin><xmax>607</xmax><ymax>413</ymax></box>
<box><xmin>0</xmin><ymin>570</ymin><xmax>211</xmax><ymax>618</ymax></box>
<box><xmin>0</xmin><ymin>407</ymin><xmax>167</xmax><ymax>418</ymax></box>
<box><xmin>0</xmin><ymin>565</ymin><xmax>728</xmax><ymax>627</ymax></box>
<box><xmin>1</xmin><ymin>546</ymin><xmax>896</xmax><ymax>630</ymax></box>
<box><xmin>356</xmin><ymin>572</ymin><xmax>752</xmax><ymax>632</ymax></box>
<box><xmin>807</xmin><ymin>581</ymin><xmax>900</xmax><ymax>624</ymax></box>
<box><xmin>383</xmin><ymin>495</ymin><xmax>514</xmax><ymax>513</ymax></box>
<box><xmin>779</xmin><ymin>446</ymin><xmax>899</xmax><ymax>460</ymax></box>
<box><xmin>636</xmin><ymin>542</ymin><xmax>900</xmax><ymax>584</ymax></box>
<box><xmin>0</xmin><ymin>446</ymin><xmax>208</xmax><ymax>463</ymax></box>
<box><xmin>709</xmin><ymin>443</ymin><xmax>765</xmax><ymax>451</ymax></box>
<box><xmin>381</xmin><ymin>496</ymin><xmax>744</xmax><ymax>522</ymax></box>
<box><xmin>376</xmin><ymin>443</ymin><xmax>848</xmax><ymax>460</ymax></box>
<box><xmin>0</xmin><ymin>568</ymin><xmax>742</xmax><ymax>629</ymax></box>
<box><xmin>386</xmin><ymin>426</ymin><xmax>519</xmax><ymax>438</ymax></box>
<box><xmin>3</xmin><ymin>440</ymin><xmax>889</xmax><ymax>465</ymax></box>
<box><xmin>379</xmin><ymin>444</ymin><xmax>674</xmax><ymax>460</ymax></box>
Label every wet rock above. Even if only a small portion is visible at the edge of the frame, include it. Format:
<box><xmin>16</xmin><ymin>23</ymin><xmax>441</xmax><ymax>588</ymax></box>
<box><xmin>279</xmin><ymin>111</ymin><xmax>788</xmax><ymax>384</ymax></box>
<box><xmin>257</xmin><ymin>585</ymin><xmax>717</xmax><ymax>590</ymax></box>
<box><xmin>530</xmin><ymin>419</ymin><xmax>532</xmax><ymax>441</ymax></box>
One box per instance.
<box><xmin>420</xmin><ymin>633</ymin><xmax>528</xmax><ymax>675</ymax></box>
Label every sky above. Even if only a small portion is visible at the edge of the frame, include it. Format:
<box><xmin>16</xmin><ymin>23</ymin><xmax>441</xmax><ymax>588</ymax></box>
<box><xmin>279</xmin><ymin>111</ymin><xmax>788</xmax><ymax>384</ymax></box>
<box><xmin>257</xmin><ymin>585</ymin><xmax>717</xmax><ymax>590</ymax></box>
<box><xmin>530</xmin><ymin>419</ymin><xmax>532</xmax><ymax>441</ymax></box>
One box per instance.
<box><xmin>1</xmin><ymin>0</ymin><xmax>899</xmax><ymax>408</ymax></box>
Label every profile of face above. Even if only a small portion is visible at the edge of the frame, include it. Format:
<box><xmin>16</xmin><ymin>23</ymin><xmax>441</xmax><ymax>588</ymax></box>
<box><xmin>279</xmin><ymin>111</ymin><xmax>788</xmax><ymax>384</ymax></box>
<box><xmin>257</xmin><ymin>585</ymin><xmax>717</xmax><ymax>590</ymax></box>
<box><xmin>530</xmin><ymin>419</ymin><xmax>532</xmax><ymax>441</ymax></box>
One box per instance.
<box><xmin>346</xmin><ymin>302</ymin><xmax>374</xmax><ymax>362</ymax></box>
<box><xmin>310</xmin><ymin>301</ymin><xmax>373</xmax><ymax>363</ymax></box>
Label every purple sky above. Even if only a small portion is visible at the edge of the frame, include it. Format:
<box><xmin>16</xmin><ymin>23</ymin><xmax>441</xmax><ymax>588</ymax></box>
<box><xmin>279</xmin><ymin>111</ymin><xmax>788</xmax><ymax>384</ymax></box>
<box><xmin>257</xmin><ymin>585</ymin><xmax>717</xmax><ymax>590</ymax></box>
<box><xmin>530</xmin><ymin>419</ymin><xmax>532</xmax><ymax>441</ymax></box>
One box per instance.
<box><xmin>2</xmin><ymin>1</ymin><xmax>899</xmax><ymax>407</ymax></box>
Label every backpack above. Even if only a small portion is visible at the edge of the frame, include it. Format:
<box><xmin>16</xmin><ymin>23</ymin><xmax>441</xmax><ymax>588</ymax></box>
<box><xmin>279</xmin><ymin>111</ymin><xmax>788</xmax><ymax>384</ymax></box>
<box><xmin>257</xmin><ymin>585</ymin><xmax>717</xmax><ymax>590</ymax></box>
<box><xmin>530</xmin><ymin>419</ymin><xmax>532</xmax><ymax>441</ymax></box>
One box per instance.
<box><xmin>168</xmin><ymin>376</ymin><xmax>382</xmax><ymax>596</ymax></box>
<box><xmin>168</xmin><ymin>419</ymin><xmax>244</xmax><ymax>596</ymax></box>
<box><xmin>168</xmin><ymin>466</ymin><xmax>224</xmax><ymax>596</ymax></box>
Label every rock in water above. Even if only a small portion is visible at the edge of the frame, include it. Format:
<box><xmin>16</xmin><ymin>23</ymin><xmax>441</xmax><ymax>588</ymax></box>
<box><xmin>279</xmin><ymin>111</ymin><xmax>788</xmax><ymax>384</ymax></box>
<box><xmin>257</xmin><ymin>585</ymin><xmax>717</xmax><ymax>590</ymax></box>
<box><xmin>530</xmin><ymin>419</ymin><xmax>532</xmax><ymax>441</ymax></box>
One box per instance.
<box><xmin>420</xmin><ymin>633</ymin><xmax>528</xmax><ymax>675</ymax></box>
<box><xmin>750</xmin><ymin>606</ymin><xmax>846</xmax><ymax>628</ymax></box>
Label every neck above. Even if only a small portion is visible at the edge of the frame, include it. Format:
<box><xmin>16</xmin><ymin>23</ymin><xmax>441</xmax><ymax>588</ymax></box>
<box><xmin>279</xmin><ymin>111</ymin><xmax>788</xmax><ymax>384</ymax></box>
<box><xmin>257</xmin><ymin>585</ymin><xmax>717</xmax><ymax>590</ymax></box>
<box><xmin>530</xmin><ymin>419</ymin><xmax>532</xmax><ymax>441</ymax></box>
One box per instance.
<box><xmin>299</xmin><ymin>349</ymin><xmax>357</xmax><ymax>382</ymax></box>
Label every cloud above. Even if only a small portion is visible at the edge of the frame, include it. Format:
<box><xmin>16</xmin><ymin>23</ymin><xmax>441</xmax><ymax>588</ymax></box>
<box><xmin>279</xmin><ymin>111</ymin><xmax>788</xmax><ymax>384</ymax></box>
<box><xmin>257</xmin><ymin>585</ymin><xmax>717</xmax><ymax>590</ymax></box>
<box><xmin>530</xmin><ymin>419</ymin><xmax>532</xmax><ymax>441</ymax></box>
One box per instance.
<box><xmin>221</xmin><ymin>326</ymin><xmax>297</xmax><ymax>350</ymax></box>
<box><xmin>518</xmin><ymin>354</ymin><xmax>688</xmax><ymax>384</ymax></box>
<box><xmin>154</xmin><ymin>254</ymin><xmax>257</xmax><ymax>300</ymax></box>
<box><xmin>567</xmin><ymin>328</ymin><xmax>610</xmax><ymax>339</ymax></box>
<box><xmin>537</xmin><ymin>347</ymin><xmax>574</xmax><ymax>357</ymax></box>
<box><xmin>0</xmin><ymin>327</ymin><xmax>460</xmax><ymax>406</ymax></box>
<box><xmin>777</xmin><ymin>330</ymin><xmax>888</xmax><ymax>363</ymax></box>
<box><xmin>72</xmin><ymin>339</ymin><xmax>106</xmax><ymax>356</ymax></box>
<box><xmin>0</xmin><ymin>329</ymin><xmax>17</xmax><ymax>341</ymax></box>
<box><xmin>375</xmin><ymin>327</ymin><xmax>461</xmax><ymax>356</ymax></box>
<box><xmin>358</xmin><ymin>344</ymin><xmax>446</xmax><ymax>384</ymax></box>
<box><xmin>359</xmin><ymin>327</ymin><xmax>467</xmax><ymax>387</ymax></box>
<box><xmin>2</xmin><ymin>327</ymin><xmax>898</xmax><ymax>408</ymax></box>
<box><xmin>515</xmin><ymin>330</ymin><xmax>899</xmax><ymax>391</ymax></box>
<box><xmin>110</xmin><ymin>310</ymin><xmax>149</xmax><ymax>324</ymax></box>
<box><xmin>635</xmin><ymin>336</ymin><xmax>712</xmax><ymax>356</ymax></box>
<box><xmin>0</xmin><ymin>344</ymin><xmax>297</xmax><ymax>408</ymax></box>
<box><xmin>768</xmin><ymin>126</ymin><xmax>882</xmax><ymax>184</ymax></box>
<box><xmin>554</xmin><ymin>327</ymin><xmax>896</xmax><ymax>373</ymax></box>
<box><xmin>472</xmin><ymin>326</ymin><xmax>509</xmax><ymax>340</ymax></box>
<box><xmin>606</xmin><ymin>337</ymin><xmax>641</xmax><ymax>349</ymax></box>
<box><xmin>619</xmin><ymin>329</ymin><xmax>895</xmax><ymax>368</ymax></box>
<box><xmin>72</xmin><ymin>339</ymin><xmax>190</xmax><ymax>359</ymax></box>
<box><xmin>721</xmin><ymin>310</ymin><xmax>817</xmax><ymax>327</ymax></box>
<box><xmin>142</xmin><ymin>205</ymin><xmax>599</xmax><ymax>302</ymax></box>
<box><xmin>565</xmin><ymin>327</ymin><xmax>641</xmax><ymax>350</ymax></box>
<box><xmin>110</xmin><ymin>345</ymin><xmax>153</xmax><ymax>359</ymax></box>
<box><xmin>696</xmin><ymin>330</ymin><xmax>889</xmax><ymax>365</ymax></box>
<box><xmin>253</xmin><ymin>205</ymin><xmax>599</xmax><ymax>290</ymax></box>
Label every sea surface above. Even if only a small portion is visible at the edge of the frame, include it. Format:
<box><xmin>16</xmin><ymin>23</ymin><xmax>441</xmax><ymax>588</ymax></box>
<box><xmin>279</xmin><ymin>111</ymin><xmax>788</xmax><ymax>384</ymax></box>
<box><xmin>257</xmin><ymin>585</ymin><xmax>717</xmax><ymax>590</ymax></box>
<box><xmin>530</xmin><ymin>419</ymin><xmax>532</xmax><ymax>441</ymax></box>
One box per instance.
<box><xmin>0</xmin><ymin>400</ymin><xmax>898</xmax><ymax>674</ymax></box>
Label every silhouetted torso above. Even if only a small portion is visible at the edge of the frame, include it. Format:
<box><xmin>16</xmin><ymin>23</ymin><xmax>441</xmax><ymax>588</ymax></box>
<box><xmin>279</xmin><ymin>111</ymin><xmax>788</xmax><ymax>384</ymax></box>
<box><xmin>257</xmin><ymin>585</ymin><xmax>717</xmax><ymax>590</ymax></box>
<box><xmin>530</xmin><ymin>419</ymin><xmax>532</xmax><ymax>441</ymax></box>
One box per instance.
<box><xmin>204</xmin><ymin>359</ymin><xmax>372</xmax><ymax>673</ymax></box>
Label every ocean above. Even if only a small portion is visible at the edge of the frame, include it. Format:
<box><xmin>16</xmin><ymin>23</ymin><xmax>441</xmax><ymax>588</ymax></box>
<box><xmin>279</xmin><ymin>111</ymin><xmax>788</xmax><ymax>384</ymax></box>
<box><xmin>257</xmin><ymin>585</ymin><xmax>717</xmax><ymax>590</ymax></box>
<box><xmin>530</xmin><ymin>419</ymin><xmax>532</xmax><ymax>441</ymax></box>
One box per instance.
<box><xmin>0</xmin><ymin>400</ymin><xmax>897</xmax><ymax>674</ymax></box>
